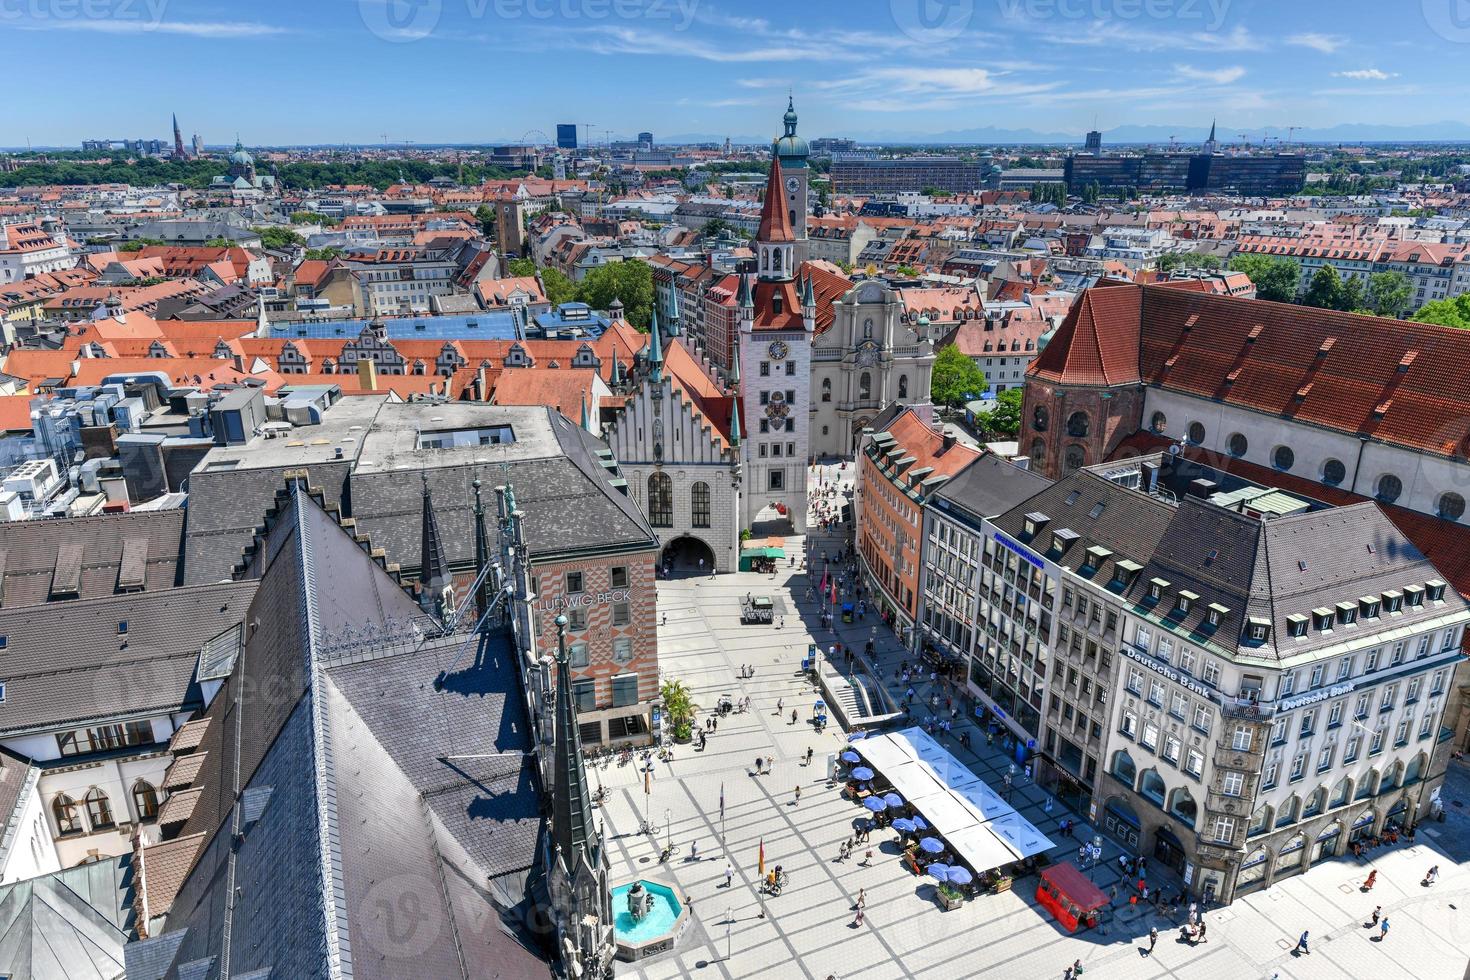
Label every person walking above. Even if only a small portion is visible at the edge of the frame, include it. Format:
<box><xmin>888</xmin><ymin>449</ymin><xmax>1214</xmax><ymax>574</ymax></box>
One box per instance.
<box><xmin>856</xmin><ymin>887</ymin><xmax>866</xmax><ymax>910</ymax></box>
<box><xmin>1364</xmin><ymin>869</ymin><xmax>1378</xmax><ymax>891</ymax></box>
<box><xmin>791</xmin><ymin>708</ymin><xmax>798</xmax><ymax>726</ymax></box>
<box><xmin>1379</xmin><ymin>917</ymin><xmax>1389</xmax><ymax>941</ymax></box>
<box><xmin>691</xmin><ymin>840</ymin><xmax>699</xmax><ymax>861</ymax></box>
<box><xmin>1370</xmin><ymin>905</ymin><xmax>1381</xmax><ymax>926</ymax></box>
<box><xmin>853</xmin><ymin>906</ymin><xmax>865</xmax><ymax>927</ymax></box>
<box><xmin>724</xmin><ymin>863</ymin><xmax>733</xmax><ymax>889</ymax></box>
<box><xmin>1148</xmin><ymin>927</ymin><xmax>1158</xmax><ymax>954</ymax></box>
<box><xmin>1424</xmin><ymin>864</ymin><xmax>1440</xmax><ymax>886</ymax></box>
<box><xmin>805</xmin><ymin>746</ymin><xmax>814</xmax><ymax>766</ymax></box>
<box><xmin>1197</xmin><ymin>920</ymin><xmax>1207</xmax><ymax>944</ymax></box>
<box><xmin>794</xmin><ymin>784</ymin><xmax>802</xmax><ymax>805</ymax></box>
<box><xmin>1295</xmin><ymin>930</ymin><xmax>1310</xmax><ymax>955</ymax></box>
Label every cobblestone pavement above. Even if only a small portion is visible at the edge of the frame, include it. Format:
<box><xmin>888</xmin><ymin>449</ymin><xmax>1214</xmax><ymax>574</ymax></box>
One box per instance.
<box><xmin>596</xmin><ymin>464</ymin><xmax>1470</xmax><ymax>979</ymax></box>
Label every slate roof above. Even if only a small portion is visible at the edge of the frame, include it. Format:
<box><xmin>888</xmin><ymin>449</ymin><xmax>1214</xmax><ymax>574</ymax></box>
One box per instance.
<box><xmin>0</xmin><ymin>581</ymin><xmax>256</xmax><ymax>736</ymax></box>
<box><xmin>0</xmin><ymin>854</ymin><xmax>135</xmax><ymax>980</ymax></box>
<box><xmin>0</xmin><ymin>510</ymin><xmax>184</xmax><ymax>607</ymax></box>
<box><xmin>139</xmin><ymin>481</ymin><xmax>552</xmax><ymax>979</ymax></box>
<box><xmin>930</xmin><ymin>453</ymin><xmax>1054</xmax><ymax>526</ymax></box>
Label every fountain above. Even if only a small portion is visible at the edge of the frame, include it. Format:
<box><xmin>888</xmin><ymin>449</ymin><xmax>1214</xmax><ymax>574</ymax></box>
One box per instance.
<box><xmin>610</xmin><ymin>878</ymin><xmax>690</xmax><ymax>961</ymax></box>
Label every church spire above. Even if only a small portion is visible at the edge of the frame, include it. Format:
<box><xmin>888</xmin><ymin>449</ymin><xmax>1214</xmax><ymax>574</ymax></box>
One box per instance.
<box><xmin>418</xmin><ymin>471</ymin><xmax>452</xmax><ymax>617</ymax></box>
<box><xmin>472</xmin><ymin>477</ymin><xmax>492</xmax><ymax>622</ymax></box>
<box><xmin>551</xmin><ymin>614</ymin><xmax>597</xmax><ymax>868</ymax></box>
<box><xmin>667</xmin><ymin>288</ymin><xmax>681</xmax><ymax>337</ymax></box>
<box><xmin>729</xmin><ymin>397</ymin><xmax>741</xmax><ymax>447</ymax></box>
<box><xmin>647</xmin><ymin>307</ymin><xmax>663</xmax><ymax>382</ymax></box>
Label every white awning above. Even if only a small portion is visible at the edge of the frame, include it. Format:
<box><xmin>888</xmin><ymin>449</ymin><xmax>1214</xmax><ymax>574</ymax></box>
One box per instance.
<box><xmin>945</xmin><ymin>824</ymin><xmax>1018</xmax><ymax>874</ymax></box>
<box><xmin>989</xmin><ymin>811</ymin><xmax>1056</xmax><ymax>860</ymax></box>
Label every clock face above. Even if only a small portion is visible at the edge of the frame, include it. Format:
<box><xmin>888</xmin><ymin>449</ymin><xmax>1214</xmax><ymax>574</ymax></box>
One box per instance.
<box><xmin>767</xmin><ymin>340</ymin><xmax>789</xmax><ymax>360</ymax></box>
<box><xmin>786</xmin><ymin>176</ymin><xmax>799</xmax><ymax>192</ymax></box>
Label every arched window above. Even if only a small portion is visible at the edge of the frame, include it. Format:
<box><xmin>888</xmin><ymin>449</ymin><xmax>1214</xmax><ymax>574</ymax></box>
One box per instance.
<box><xmin>1064</xmin><ymin>445</ymin><xmax>1086</xmax><ymax>474</ymax></box>
<box><xmin>859</xmin><ymin>372</ymin><xmax>872</xmax><ymax>400</ymax></box>
<box><xmin>821</xmin><ymin>378</ymin><xmax>832</xmax><ymax>403</ymax></box>
<box><xmin>1167</xmin><ymin>786</ymin><xmax>1198</xmax><ymax>826</ymax></box>
<box><xmin>647</xmin><ymin>472</ymin><xmax>673</xmax><ymax>528</ymax></box>
<box><xmin>1030</xmin><ymin>438</ymin><xmax>1047</xmax><ymax>469</ymax></box>
<box><xmin>1376</xmin><ymin>474</ymin><xmax>1403</xmax><ymax>503</ymax></box>
<box><xmin>1272</xmin><ymin>445</ymin><xmax>1295</xmax><ymax>471</ymax></box>
<box><xmin>1110</xmin><ymin>750</ymin><xmax>1137</xmax><ymax>787</ymax></box>
<box><xmin>1033</xmin><ymin>405</ymin><xmax>1049</xmax><ymax>432</ymax></box>
<box><xmin>1355</xmin><ymin>770</ymin><xmax>1379</xmax><ymax>800</ymax></box>
<box><xmin>1138</xmin><ymin>768</ymin><xmax>1166</xmax><ymax>807</ymax></box>
<box><xmin>1275</xmin><ymin>795</ymin><xmax>1300</xmax><ymax>828</ymax></box>
<box><xmin>690</xmin><ymin>482</ymin><xmax>711</xmax><ymax>529</ymax></box>
<box><xmin>1066</xmin><ymin>412</ymin><xmax>1089</xmax><ymax>438</ymax></box>
<box><xmin>1187</xmin><ymin>421</ymin><xmax>1205</xmax><ymax>445</ymax></box>
<box><xmin>1303</xmin><ymin>786</ymin><xmax>1326</xmax><ymax>818</ymax></box>
<box><xmin>84</xmin><ymin>788</ymin><xmax>114</xmax><ymax>830</ymax></box>
<box><xmin>1149</xmin><ymin>411</ymin><xmax>1167</xmax><ymax>434</ymax></box>
<box><xmin>1384</xmin><ymin>759</ymin><xmax>1405</xmax><ymax>790</ymax></box>
<box><xmin>1330</xmin><ymin>777</ymin><xmax>1351</xmax><ymax>808</ymax></box>
<box><xmin>1404</xmin><ymin>752</ymin><xmax>1426</xmax><ymax>785</ymax></box>
<box><xmin>898</xmin><ymin>375</ymin><xmax>908</xmax><ymax>399</ymax></box>
<box><xmin>1439</xmin><ymin>492</ymin><xmax>1466</xmax><ymax>521</ymax></box>
<box><xmin>1247</xmin><ymin>804</ymin><xmax>1271</xmax><ymax>837</ymax></box>
<box><xmin>53</xmin><ymin>795</ymin><xmax>82</xmax><ymax>836</ymax></box>
<box><xmin>1322</xmin><ymin>458</ymin><xmax>1346</xmax><ymax>486</ymax></box>
<box><xmin>1227</xmin><ymin>432</ymin><xmax>1248</xmax><ymax>458</ymax></box>
<box><xmin>133</xmin><ymin>780</ymin><xmax>160</xmax><ymax>820</ymax></box>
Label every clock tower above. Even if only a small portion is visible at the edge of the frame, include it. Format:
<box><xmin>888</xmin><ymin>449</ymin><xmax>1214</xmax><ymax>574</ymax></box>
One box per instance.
<box><xmin>738</xmin><ymin>148</ymin><xmax>812</xmax><ymax>535</ymax></box>
<box><xmin>772</xmin><ymin>96</ymin><xmax>810</xmax><ymax>257</ymax></box>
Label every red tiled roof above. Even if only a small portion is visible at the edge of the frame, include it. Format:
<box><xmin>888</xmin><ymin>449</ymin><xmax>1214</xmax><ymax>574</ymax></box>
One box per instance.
<box><xmin>755</xmin><ymin>154</ymin><xmax>794</xmax><ymax>245</ymax></box>
<box><xmin>1028</xmin><ymin>282</ymin><xmax>1142</xmax><ymax>387</ymax></box>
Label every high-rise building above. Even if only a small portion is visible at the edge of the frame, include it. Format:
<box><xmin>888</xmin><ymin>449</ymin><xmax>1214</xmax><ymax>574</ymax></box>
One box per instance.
<box><xmin>637</xmin><ymin>131</ymin><xmax>653</xmax><ymax>147</ymax></box>
<box><xmin>830</xmin><ymin>156</ymin><xmax>986</xmax><ymax>196</ymax></box>
<box><xmin>1084</xmin><ymin>130</ymin><xmax>1103</xmax><ymax>154</ymax></box>
<box><xmin>556</xmin><ymin>123</ymin><xmax>578</xmax><ymax>149</ymax></box>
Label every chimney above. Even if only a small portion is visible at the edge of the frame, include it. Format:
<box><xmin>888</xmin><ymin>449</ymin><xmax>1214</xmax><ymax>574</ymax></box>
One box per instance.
<box><xmin>941</xmin><ymin>427</ymin><xmax>956</xmax><ymax>454</ymax></box>
<box><xmin>357</xmin><ymin>357</ymin><xmax>379</xmax><ymax>391</ymax></box>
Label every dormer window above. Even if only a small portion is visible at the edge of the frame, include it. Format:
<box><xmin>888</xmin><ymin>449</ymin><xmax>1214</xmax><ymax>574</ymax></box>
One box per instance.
<box><xmin>1148</xmin><ymin>577</ymin><xmax>1170</xmax><ymax>602</ymax></box>
<box><xmin>1336</xmin><ymin>600</ymin><xmax>1358</xmax><ymax>626</ymax></box>
<box><xmin>1175</xmin><ymin>590</ymin><xmax>1199</xmax><ymax>616</ymax></box>
<box><xmin>1383</xmin><ymin>590</ymin><xmax>1403</xmax><ymax>613</ymax></box>
<box><xmin>1023</xmin><ymin>511</ymin><xmax>1049</xmax><ymax>538</ymax></box>
<box><xmin>1286</xmin><ymin>614</ymin><xmax>1309</xmax><ymax>638</ymax></box>
<box><xmin>1427</xmin><ymin>579</ymin><xmax>1447</xmax><ymax>602</ymax></box>
<box><xmin>1113</xmin><ymin>559</ymin><xmax>1142</xmax><ymax>588</ymax></box>
<box><xmin>1406</xmin><ymin>584</ymin><xmax>1425</xmax><ymax>607</ymax></box>
<box><xmin>1247</xmin><ymin>617</ymin><xmax>1271</xmax><ymax>642</ymax></box>
<box><xmin>1206</xmin><ymin>603</ymin><xmax>1230</xmax><ymax>628</ymax></box>
<box><xmin>1051</xmin><ymin>529</ymin><xmax>1079</xmax><ymax>553</ymax></box>
<box><xmin>1312</xmin><ymin>607</ymin><xmax>1335</xmax><ymax>631</ymax></box>
<box><xmin>1359</xmin><ymin>597</ymin><xmax>1381</xmax><ymax>620</ymax></box>
<box><xmin>1084</xmin><ymin>545</ymin><xmax>1112</xmax><ymax>571</ymax></box>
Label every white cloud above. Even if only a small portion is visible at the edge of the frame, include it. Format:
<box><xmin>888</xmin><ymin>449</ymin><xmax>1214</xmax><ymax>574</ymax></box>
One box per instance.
<box><xmin>1288</xmin><ymin>33</ymin><xmax>1347</xmax><ymax>53</ymax></box>
<box><xmin>735</xmin><ymin>78</ymin><xmax>789</xmax><ymax>89</ymax></box>
<box><xmin>1332</xmin><ymin>69</ymin><xmax>1398</xmax><ymax>80</ymax></box>
<box><xmin>816</xmin><ymin>66</ymin><xmax>1059</xmax><ymax>110</ymax></box>
<box><xmin>1174</xmin><ymin>64</ymin><xmax>1246</xmax><ymax>85</ymax></box>
<box><xmin>1046</xmin><ymin>21</ymin><xmax>1262</xmax><ymax>53</ymax></box>
<box><xmin>12</xmin><ymin>18</ymin><xmax>286</xmax><ymax>37</ymax></box>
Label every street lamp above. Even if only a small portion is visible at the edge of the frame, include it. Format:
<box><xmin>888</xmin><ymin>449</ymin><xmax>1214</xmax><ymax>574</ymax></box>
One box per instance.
<box><xmin>724</xmin><ymin>906</ymin><xmax>733</xmax><ymax>961</ymax></box>
<box><xmin>664</xmin><ymin>808</ymin><xmax>672</xmax><ymax>854</ymax></box>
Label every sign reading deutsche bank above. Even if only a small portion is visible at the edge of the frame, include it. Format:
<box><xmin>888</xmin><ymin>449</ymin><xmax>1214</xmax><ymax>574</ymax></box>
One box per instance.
<box><xmin>993</xmin><ymin>530</ymin><xmax>1044</xmax><ymax>571</ymax></box>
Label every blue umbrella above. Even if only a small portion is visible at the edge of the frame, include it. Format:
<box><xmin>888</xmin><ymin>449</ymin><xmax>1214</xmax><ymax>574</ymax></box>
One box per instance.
<box><xmin>926</xmin><ymin>863</ymin><xmax>952</xmax><ymax>883</ymax></box>
<box><xmin>912</xmin><ymin>815</ymin><xmax>929</xmax><ymax>831</ymax></box>
<box><xmin>863</xmin><ymin>796</ymin><xmax>888</xmax><ymax>813</ymax></box>
<box><xmin>883</xmin><ymin>792</ymin><xmax>904</xmax><ymax>808</ymax></box>
<box><xmin>919</xmin><ymin>836</ymin><xmax>944</xmax><ymax>855</ymax></box>
<box><xmin>850</xmin><ymin>767</ymin><xmax>875</xmax><ymax>782</ymax></box>
<box><xmin>847</xmin><ymin>731</ymin><xmax>869</xmax><ymax>742</ymax></box>
<box><xmin>841</xmin><ymin>750</ymin><xmax>861</xmax><ymax>764</ymax></box>
<box><xmin>892</xmin><ymin>817</ymin><xmax>917</xmax><ymax>834</ymax></box>
<box><xmin>947</xmin><ymin>867</ymin><xmax>974</xmax><ymax>886</ymax></box>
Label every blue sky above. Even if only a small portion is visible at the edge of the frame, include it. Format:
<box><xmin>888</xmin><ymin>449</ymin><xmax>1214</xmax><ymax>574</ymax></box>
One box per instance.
<box><xmin>5</xmin><ymin>0</ymin><xmax>1469</xmax><ymax>145</ymax></box>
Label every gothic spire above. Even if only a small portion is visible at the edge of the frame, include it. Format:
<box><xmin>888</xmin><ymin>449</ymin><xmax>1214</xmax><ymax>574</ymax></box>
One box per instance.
<box><xmin>755</xmin><ymin>152</ymin><xmax>795</xmax><ymax>245</ymax></box>
<box><xmin>472</xmin><ymin>477</ymin><xmax>492</xmax><ymax>622</ymax></box>
<box><xmin>551</xmin><ymin>614</ymin><xmax>597</xmax><ymax>867</ymax></box>
<box><xmin>648</xmin><ymin>307</ymin><xmax>663</xmax><ymax>382</ymax></box>
<box><xmin>667</xmin><ymin>288</ymin><xmax>681</xmax><ymax>337</ymax></box>
<box><xmin>418</xmin><ymin>471</ymin><xmax>452</xmax><ymax>617</ymax></box>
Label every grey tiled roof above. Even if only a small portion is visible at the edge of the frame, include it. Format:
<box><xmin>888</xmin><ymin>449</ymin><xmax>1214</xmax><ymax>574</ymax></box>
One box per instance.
<box><xmin>0</xmin><ymin>581</ymin><xmax>257</xmax><ymax>735</ymax></box>
<box><xmin>0</xmin><ymin>509</ymin><xmax>184</xmax><ymax>607</ymax></box>
<box><xmin>931</xmin><ymin>453</ymin><xmax>1053</xmax><ymax>524</ymax></box>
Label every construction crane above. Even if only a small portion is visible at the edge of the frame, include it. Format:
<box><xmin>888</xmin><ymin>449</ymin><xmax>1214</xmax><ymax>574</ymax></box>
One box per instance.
<box><xmin>582</xmin><ymin>122</ymin><xmax>595</xmax><ymax>148</ymax></box>
<box><xmin>1237</xmin><ymin>133</ymin><xmax>1252</xmax><ymax>151</ymax></box>
<box><xmin>1286</xmin><ymin>126</ymin><xmax>1301</xmax><ymax>148</ymax></box>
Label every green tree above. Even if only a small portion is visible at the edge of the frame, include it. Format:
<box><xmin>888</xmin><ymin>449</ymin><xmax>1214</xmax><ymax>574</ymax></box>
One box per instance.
<box><xmin>1412</xmin><ymin>294</ymin><xmax>1470</xmax><ymax>329</ymax></box>
<box><xmin>253</xmin><ymin>227</ymin><xmax>306</xmax><ymax>250</ymax></box>
<box><xmin>505</xmin><ymin>257</ymin><xmax>537</xmax><ymax>277</ymax></box>
<box><xmin>203</xmin><ymin>237</ymin><xmax>234</xmax><ymax>248</ymax></box>
<box><xmin>290</xmin><ymin>210</ymin><xmax>338</xmax><ymax>226</ymax></box>
<box><xmin>1158</xmin><ymin>252</ymin><xmax>1223</xmax><ymax>273</ymax></box>
<box><xmin>117</xmin><ymin>237</ymin><xmax>165</xmax><ymax>252</ymax></box>
<box><xmin>304</xmin><ymin>246</ymin><xmax>344</xmax><ymax>261</ymax></box>
<box><xmin>1303</xmin><ymin>264</ymin><xmax>1344</xmax><ymax>309</ymax></box>
<box><xmin>1369</xmin><ymin>270</ymin><xmax>1413</xmax><ymax>318</ymax></box>
<box><xmin>577</xmin><ymin>261</ymin><xmax>654</xmax><ymax>328</ymax></box>
<box><xmin>976</xmin><ymin>387</ymin><xmax>1023</xmax><ymax>437</ymax></box>
<box><xmin>1228</xmin><ymin>254</ymin><xmax>1301</xmax><ymax>303</ymax></box>
<box><xmin>541</xmin><ymin>267</ymin><xmax>578</xmax><ymax>307</ymax></box>
<box><xmin>659</xmin><ymin>679</ymin><xmax>700</xmax><ymax>741</ymax></box>
<box><xmin>894</xmin><ymin>265</ymin><xmax>920</xmax><ymax>278</ymax></box>
<box><xmin>699</xmin><ymin>218</ymin><xmax>731</xmax><ymax>239</ymax></box>
<box><xmin>474</xmin><ymin>203</ymin><xmax>496</xmax><ymax>237</ymax></box>
<box><xmin>930</xmin><ymin>344</ymin><xmax>988</xmax><ymax>410</ymax></box>
<box><xmin>1338</xmin><ymin>273</ymin><xmax>1369</xmax><ymax>313</ymax></box>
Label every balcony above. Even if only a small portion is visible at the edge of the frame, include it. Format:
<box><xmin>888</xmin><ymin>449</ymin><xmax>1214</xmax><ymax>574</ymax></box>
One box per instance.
<box><xmin>1220</xmin><ymin>695</ymin><xmax>1276</xmax><ymax>720</ymax></box>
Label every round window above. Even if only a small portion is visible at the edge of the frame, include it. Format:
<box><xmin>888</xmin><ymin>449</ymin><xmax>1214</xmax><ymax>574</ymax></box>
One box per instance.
<box><xmin>1187</xmin><ymin>421</ymin><xmax>1205</xmax><ymax>445</ymax></box>
<box><xmin>1227</xmin><ymin>433</ymin><xmax>1248</xmax><ymax>458</ymax></box>
<box><xmin>1439</xmin><ymin>492</ymin><xmax>1465</xmax><ymax>521</ymax></box>
<box><xmin>1150</xmin><ymin>411</ymin><xmax>1167</xmax><ymax>434</ymax></box>
<box><xmin>1322</xmin><ymin>459</ymin><xmax>1346</xmax><ymax>486</ymax></box>
<box><xmin>1272</xmin><ymin>446</ymin><xmax>1294</xmax><ymax>471</ymax></box>
<box><xmin>1376</xmin><ymin>474</ymin><xmax>1403</xmax><ymax>504</ymax></box>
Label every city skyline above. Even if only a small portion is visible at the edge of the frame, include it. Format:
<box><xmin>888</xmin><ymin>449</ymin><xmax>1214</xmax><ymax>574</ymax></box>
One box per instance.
<box><xmin>5</xmin><ymin>0</ymin><xmax>1470</xmax><ymax>145</ymax></box>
